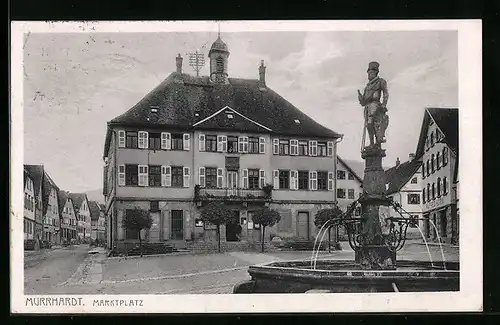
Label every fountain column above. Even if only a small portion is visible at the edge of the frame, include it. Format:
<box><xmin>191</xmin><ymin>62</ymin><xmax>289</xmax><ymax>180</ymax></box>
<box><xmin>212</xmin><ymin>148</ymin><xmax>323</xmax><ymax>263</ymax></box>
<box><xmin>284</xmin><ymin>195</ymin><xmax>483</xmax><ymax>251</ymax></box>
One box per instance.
<box><xmin>355</xmin><ymin>146</ymin><xmax>396</xmax><ymax>269</ymax></box>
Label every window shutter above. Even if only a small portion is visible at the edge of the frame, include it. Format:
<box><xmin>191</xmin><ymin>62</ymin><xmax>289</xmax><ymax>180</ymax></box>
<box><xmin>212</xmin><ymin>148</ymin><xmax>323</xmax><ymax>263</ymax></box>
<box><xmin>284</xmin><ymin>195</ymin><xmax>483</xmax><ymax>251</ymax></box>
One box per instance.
<box><xmin>165</xmin><ymin>166</ymin><xmax>171</xmax><ymax>187</ymax></box>
<box><xmin>273</xmin><ymin>170</ymin><xmax>279</xmax><ymax>189</ymax></box>
<box><xmin>118</xmin><ymin>165</ymin><xmax>125</xmax><ymax>186</ymax></box>
<box><xmin>273</xmin><ymin>138</ymin><xmax>279</xmax><ymax>155</ymax></box>
<box><xmin>138</xmin><ymin>165</ymin><xmax>148</xmax><ymax>186</ymax></box>
<box><xmin>242</xmin><ymin>169</ymin><xmax>249</xmax><ymax>189</ymax></box>
<box><xmin>138</xmin><ymin>131</ymin><xmax>148</xmax><ymax>149</ymax></box>
<box><xmin>238</xmin><ymin>136</ymin><xmax>244</xmax><ymax>153</ymax></box>
<box><xmin>183</xmin><ymin>167</ymin><xmax>190</xmax><ymax>188</ymax></box>
<box><xmin>290</xmin><ymin>139</ymin><xmax>298</xmax><ymax>155</ymax></box>
<box><xmin>161</xmin><ymin>132</ymin><xmax>171</xmax><ymax>150</ymax></box>
<box><xmin>328</xmin><ymin>172</ymin><xmax>334</xmax><ymax>191</ymax></box>
<box><xmin>259</xmin><ymin>169</ymin><xmax>265</xmax><ymax>188</ymax></box>
<box><xmin>161</xmin><ymin>166</ymin><xmax>167</xmax><ymax>187</ymax></box>
<box><xmin>311</xmin><ymin>171</ymin><xmax>317</xmax><ymax>190</ymax></box>
<box><xmin>199</xmin><ymin>134</ymin><xmax>206</xmax><ymax>152</ymax></box>
<box><xmin>199</xmin><ymin>167</ymin><xmax>206</xmax><ymax>187</ymax></box>
<box><xmin>259</xmin><ymin>137</ymin><xmax>265</xmax><ymax>154</ymax></box>
<box><xmin>217</xmin><ymin>168</ymin><xmax>224</xmax><ymax>188</ymax></box>
<box><xmin>327</xmin><ymin>141</ymin><xmax>334</xmax><ymax>157</ymax></box>
<box><xmin>118</xmin><ymin>130</ymin><xmax>125</xmax><ymax>148</ymax></box>
<box><xmin>183</xmin><ymin>134</ymin><xmax>191</xmax><ymax>151</ymax></box>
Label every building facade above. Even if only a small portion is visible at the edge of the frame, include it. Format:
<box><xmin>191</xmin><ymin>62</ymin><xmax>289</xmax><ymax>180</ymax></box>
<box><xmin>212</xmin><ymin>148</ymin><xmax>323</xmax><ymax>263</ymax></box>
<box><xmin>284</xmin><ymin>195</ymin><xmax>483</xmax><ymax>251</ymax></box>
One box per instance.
<box><xmin>58</xmin><ymin>191</ymin><xmax>77</xmax><ymax>242</ymax></box>
<box><xmin>415</xmin><ymin>107</ymin><xmax>459</xmax><ymax>245</ymax></box>
<box><xmin>90</xmin><ymin>201</ymin><xmax>106</xmax><ymax>241</ymax></box>
<box><xmin>24</xmin><ymin>165</ymin><xmax>61</xmax><ymax>244</ymax></box>
<box><xmin>336</xmin><ymin>157</ymin><xmax>363</xmax><ymax>213</ymax></box>
<box><xmin>24</xmin><ymin>169</ymin><xmax>36</xmax><ymax>241</ymax></box>
<box><xmin>384</xmin><ymin>154</ymin><xmax>423</xmax><ymax>239</ymax></box>
<box><xmin>103</xmin><ymin>36</ymin><xmax>342</xmax><ymax>251</ymax></box>
<box><xmin>70</xmin><ymin>193</ymin><xmax>91</xmax><ymax>241</ymax></box>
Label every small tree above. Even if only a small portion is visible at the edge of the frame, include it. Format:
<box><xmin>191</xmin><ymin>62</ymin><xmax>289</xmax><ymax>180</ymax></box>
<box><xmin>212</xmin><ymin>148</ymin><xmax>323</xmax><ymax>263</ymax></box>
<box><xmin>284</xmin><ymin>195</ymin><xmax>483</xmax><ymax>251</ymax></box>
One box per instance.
<box><xmin>252</xmin><ymin>207</ymin><xmax>281</xmax><ymax>253</ymax></box>
<box><xmin>200</xmin><ymin>202</ymin><xmax>231</xmax><ymax>252</ymax></box>
<box><xmin>314</xmin><ymin>205</ymin><xmax>343</xmax><ymax>252</ymax></box>
<box><xmin>121</xmin><ymin>207</ymin><xmax>153</xmax><ymax>257</ymax></box>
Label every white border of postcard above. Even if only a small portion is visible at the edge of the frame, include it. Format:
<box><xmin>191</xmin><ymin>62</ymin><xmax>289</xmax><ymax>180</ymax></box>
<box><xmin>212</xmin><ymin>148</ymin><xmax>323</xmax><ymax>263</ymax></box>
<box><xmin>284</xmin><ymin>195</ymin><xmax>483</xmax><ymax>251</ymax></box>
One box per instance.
<box><xmin>10</xmin><ymin>20</ymin><xmax>482</xmax><ymax>313</ymax></box>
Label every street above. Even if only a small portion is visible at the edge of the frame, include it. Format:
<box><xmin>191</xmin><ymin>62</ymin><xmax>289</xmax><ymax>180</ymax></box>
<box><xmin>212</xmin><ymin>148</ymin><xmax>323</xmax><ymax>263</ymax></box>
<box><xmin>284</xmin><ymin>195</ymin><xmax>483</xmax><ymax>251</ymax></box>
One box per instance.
<box><xmin>24</xmin><ymin>241</ymin><xmax>459</xmax><ymax>295</ymax></box>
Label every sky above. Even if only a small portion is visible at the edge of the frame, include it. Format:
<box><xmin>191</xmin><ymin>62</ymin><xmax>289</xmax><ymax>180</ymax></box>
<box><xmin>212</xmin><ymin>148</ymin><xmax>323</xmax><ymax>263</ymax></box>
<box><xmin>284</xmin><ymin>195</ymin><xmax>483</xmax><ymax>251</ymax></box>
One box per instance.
<box><xmin>23</xmin><ymin>28</ymin><xmax>458</xmax><ymax>193</ymax></box>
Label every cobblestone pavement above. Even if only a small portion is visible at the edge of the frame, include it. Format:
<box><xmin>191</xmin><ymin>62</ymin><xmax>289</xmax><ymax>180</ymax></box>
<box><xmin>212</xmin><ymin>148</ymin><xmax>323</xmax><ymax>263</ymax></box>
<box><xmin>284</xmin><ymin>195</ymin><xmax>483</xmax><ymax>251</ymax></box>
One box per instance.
<box><xmin>24</xmin><ymin>241</ymin><xmax>459</xmax><ymax>295</ymax></box>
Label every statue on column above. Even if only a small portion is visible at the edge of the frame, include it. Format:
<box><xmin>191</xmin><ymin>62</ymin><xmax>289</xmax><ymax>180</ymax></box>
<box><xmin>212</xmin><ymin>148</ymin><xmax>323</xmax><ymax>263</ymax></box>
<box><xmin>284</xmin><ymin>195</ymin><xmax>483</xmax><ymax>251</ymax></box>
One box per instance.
<box><xmin>357</xmin><ymin>61</ymin><xmax>389</xmax><ymax>149</ymax></box>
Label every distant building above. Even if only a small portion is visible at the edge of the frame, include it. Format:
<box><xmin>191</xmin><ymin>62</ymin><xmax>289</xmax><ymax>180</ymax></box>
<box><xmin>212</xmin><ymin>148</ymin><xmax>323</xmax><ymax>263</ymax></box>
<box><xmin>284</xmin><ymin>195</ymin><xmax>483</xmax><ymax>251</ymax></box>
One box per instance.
<box><xmin>384</xmin><ymin>154</ymin><xmax>423</xmax><ymax>239</ymax></box>
<box><xmin>58</xmin><ymin>191</ymin><xmax>77</xmax><ymax>242</ymax></box>
<box><xmin>89</xmin><ymin>201</ymin><xmax>105</xmax><ymax>241</ymax></box>
<box><xmin>102</xmin><ymin>35</ymin><xmax>342</xmax><ymax>252</ymax></box>
<box><xmin>69</xmin><ymin>193</ymin><xmax>91</xmax><ymax>241</ymax></box>
<box><xmin>24</xmin><ymin>165</ymin><xmax>61</xmax><ymax>244</ymax></box>
<box><xmin>23</xmin><ymin>168</ymin><xmax>36</xmax><ymax>241</ymax></box>
<box><xmin>336</xmin><ymin>157</ymin><xmax>363</xmax><ymax>214</ymax></box>
<box><xmin>415</xmin><ymin>107</ymin><xmax>459</xmax><ymax>244</ymax></box>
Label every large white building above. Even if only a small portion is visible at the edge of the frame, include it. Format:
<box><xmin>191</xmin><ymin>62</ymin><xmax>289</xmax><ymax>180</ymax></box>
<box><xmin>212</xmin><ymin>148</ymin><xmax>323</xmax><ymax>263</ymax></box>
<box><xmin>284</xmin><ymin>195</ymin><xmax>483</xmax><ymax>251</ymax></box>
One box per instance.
<box><xmin>415</xmin><ymin>107</ymin><xmax>459</xmax><ymax>245</ymax></box>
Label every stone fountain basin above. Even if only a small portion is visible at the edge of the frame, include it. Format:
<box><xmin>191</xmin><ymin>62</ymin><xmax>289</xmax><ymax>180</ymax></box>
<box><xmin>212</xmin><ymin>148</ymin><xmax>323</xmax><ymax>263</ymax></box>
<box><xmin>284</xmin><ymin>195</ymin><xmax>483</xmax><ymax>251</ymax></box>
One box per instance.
<box><xmin>233</xmin><ymin>259</ymin><xmax>459</xmax><ymax>293</ymax></box>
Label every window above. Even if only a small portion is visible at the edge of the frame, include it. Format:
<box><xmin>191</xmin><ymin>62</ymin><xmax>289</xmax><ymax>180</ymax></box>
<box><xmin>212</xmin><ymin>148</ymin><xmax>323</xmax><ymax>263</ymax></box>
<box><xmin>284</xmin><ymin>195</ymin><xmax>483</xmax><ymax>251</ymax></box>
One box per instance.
<box><xmin>436</xmin><ymin>152</ymin><xmax>441</xmax><ymax>168</ymax></box>
<box><xmin>205</xmin><ymin>167</ymin><xmax>217</xmax><ymax>188</ymax></box>
<box><xmin>443</xmin><ymin>147</ymin><xmax>449</xmax><ymax>165</ymax></box>
<box><xmin>408</xmin><ymin>193</ymin><xmax>420</xmax><ymax>204</ymax></box>
<box><xmin>422</xmin><ymin>164</ymin><xmax>426</xmax><ymax>179</ymax></box>
<box><xmin>430</xmin><ymin>131</ymin><xmax>435</xmax><ymax>146</ymax></box>
<box><xmin>126</xmin><ymin>131</ymin><xmax>138</xmax><ymax>148</ymax></box>
<box><xmin>317</xmin><ymin>142</ymin><xmax>327</xmax><ymax>157</ymax></box>
<box><xmin>317</xmin><ymin>171</ymin><xmax>328</xmax><ymax>190</ymax></box>
<box><xmin>422</xmin><ymin>188</ymin><xmax>426</xmax><ymax>203</ymax></box>
<box><xmin>227</xmin><ymin>136</ymin><xmax>238</xmax><ymax>153</ymax></box>
<box><xmin>149</xmin><ymin>165</ymin><xmax>161</xmax><ymax>187</ymax></box>
<box><xmin>125</xmin><ymin>164</ymin><xmax>138</xmax><ymax>186</ymax></box>
<box><xmin>337</xmin><ymin>188</ymin><xmax>346</xmax><ymax>199</ymax></box>
<box><xmin>432</xmin><ymin>183</ymin><xmax>436</xmax><ymax>200</ymax></box>
<box><xmin>279</xmin><ymin>140</ymin><xmax>289</xmax><ymax>155</ymax></box>
<box><xmin>348</xmin><ymin>173</ymin><xmax>355</xmax><ymax>180</ymax></box>
<box><xmin>427</xmin><ymin>184</ymin><xmax>431</xmax><ymax>202</ymax></box>
<box><xmin>425</xmin><ymin>137</ymin><xmax>430</xmax><ymax>151</ymax></box>
<box><xmin>171</xmin><ymin>134</ymin><xmax>183</xmax><ymax>150</ymax></box>
<box><xmin>171</xmin><ymin>167</ymin><xmax>184</xmax><ymax>187</ymax></box>
<box><xmin>443</xmin><ymin>177</ymin><xmax>448</xmax><ymax>194</ymax></box>
<box><xmin>150</xmin><ymin>201</ymin><xmax>159</xmax><ymax>211</ymax></box>
<box><xmin>298</xmin><ymin>171</ymin><xmax>309</xmax><ymax>190</ymax></box>
<box><xmin>279</xmin><ymin>170</ymin><xmax>290</xmax><ymax>189</ymax></box>
<box><xmin>348</xmin><ymin>189</ymin><xmax>355</xmax><ymax>199</ymax></box>
<box><xmin>337</xmin><ymin>170</ymin><xmax>346</xmax><ymax>180</ymax></box>
<box><xmin>248</xmin><ymin>169</ymin><xmax>260</xmax><ymax>189</ymax></box>
<box><xmin>249</xmin><ymin>137</ymin><xmax>259</xmax><ymax>153</ymax></box>
<box><xmin>431</xmin><ymin>154</ymin><xmax>435</xmax><ymax>172</ymax></box>
<box><xmin>411</xmin><ymin>177</ymin><xmax>418</xmax><ymax>184</ymax></box>
<box><xmin>148</xmin><ymin>133</ymin><xmax>161</xmax><ymax>150</ymax></box>
<box><xmin>426</xmin><ymin>160</ymin><xmax>430</xmax><ymax>176</ymax></box>
<box><xmin>298</xmin><ymin>141</ymin><xmax>308</xmax><ymax>156</ymax></box>
<box><xmin>216</xmin><ymin>57</ymin><xmax>224</xmax><ymax>73</ymax></box>
<box><xmin>205</xmin><ymin>135</ymin><xmax>217</xmax><ymax>152</ymax></box>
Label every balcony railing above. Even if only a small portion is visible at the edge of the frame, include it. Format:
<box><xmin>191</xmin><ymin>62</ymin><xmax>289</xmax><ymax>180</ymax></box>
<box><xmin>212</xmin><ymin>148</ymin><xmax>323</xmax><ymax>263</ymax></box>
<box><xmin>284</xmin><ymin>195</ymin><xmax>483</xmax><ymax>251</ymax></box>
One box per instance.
<box><xmin>195</xmin><ymin>186</ymin><xmax>272</xmax><ymax>202</ymax></box>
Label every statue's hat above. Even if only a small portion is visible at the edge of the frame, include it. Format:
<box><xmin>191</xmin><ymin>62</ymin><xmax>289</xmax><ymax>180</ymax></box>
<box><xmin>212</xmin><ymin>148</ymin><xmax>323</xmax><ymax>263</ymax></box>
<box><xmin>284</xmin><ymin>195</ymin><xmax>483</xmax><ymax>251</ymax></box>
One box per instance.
<box><xmin>367</xmin><ymin>61</ymin><xmax>380</xmax><ymax>72</ymax></box>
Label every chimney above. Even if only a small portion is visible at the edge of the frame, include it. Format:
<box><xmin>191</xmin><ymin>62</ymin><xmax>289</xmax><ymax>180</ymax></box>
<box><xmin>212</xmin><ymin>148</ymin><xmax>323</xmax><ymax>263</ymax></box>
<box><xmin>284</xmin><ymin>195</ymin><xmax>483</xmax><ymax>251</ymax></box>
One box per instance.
<box><xmin>259</xmin><ymin>60</ymin><xmax>266</xmax><ymax>87</ymax></box>
<box><xmin>396</xmin><ymin>157</ymin><xmax>400</xmax><ymax>167</ymax></box>
<box><xmin>409</xmin><ymin>153</ymin><xmax>415</xmax><ymax>161</ymax></box>
<box><xmin>176</xmin><ymin>54</ymin><xmax>183</xmax><ymax>73</ymax></box>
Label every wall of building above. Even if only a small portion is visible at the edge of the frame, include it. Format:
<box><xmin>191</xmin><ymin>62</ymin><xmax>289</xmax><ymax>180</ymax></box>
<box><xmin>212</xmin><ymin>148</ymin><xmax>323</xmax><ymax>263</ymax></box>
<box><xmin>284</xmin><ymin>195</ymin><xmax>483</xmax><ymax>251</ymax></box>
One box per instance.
<box><xmin>61</xmin><ymin>200</ymin><xmax>77</xmax><ymax>241</ymax></box>
<box><xmin>44</xmin><ymin>187</ymin><xmax>60</xmax><ymax>243</ymax></box>
<box><xmin>335</xmin><ymin>159</ymin><xmax>363</xmax><ymax>212</ymax></box>
<box><xmin>77</xmin><ymin>199</ymin><xmax>91</xmax><ymax>240</ymax></box>
<box><xmin>24</xmin><ymin>177</ymin><xmax>36</xmax><ymax>240</ymax></box>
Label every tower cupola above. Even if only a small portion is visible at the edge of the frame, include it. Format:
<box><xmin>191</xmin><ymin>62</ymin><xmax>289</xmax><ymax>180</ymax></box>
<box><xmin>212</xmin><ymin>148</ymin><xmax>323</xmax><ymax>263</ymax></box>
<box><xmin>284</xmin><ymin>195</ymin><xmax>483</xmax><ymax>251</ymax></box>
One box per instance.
<box><xmin>208</xmin><ymin>34</ymin><xmax>230</xmax><ymax>84</ymax></box>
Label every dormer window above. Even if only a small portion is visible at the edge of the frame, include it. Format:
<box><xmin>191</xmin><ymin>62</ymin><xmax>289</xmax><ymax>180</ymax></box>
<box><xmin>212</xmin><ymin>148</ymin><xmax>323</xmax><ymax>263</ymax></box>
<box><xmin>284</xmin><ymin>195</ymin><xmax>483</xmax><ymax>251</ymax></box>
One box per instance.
<box><xmin>294</xmin><ymin>119</ymin><xmax>300</xmax><ymax>124</ymax></box>
<box><xmin>227</xmin><ymin>113</ymin><xmax>234</xmax><ymax>119</ymax></box>
<box><xmin>150</xmin><ymin>106</ymin><xmax>159</xmax><ymax>113</ymax></box>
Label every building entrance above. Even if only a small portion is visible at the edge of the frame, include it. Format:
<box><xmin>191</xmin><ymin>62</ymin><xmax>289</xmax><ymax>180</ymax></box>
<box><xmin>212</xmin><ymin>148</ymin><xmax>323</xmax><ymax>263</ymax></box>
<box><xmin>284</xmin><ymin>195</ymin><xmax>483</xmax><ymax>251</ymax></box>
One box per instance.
<box><xmin>226</xmin><ymin>210</ymin><xmax>241</xmax><ymax>242</ymax></box>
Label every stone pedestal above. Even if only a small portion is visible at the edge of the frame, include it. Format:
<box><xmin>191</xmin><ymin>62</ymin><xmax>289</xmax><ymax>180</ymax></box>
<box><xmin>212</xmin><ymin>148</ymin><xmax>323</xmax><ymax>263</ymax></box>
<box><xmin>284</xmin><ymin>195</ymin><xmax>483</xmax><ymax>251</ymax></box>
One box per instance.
<box><xmin>355</xmin><ymin>145</ymin><xmax>395</xmax><ymax>269</ymax></box>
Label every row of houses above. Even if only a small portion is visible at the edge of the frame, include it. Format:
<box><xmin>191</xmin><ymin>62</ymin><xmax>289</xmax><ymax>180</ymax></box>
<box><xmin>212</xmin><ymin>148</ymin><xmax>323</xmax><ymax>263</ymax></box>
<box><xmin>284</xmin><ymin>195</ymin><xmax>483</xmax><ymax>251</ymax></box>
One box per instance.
<box><xmin>383</xmin><ymin>107</ymin><xmax>459</xmax><ymax>245</ymax></box>
<box><xmin>23</xmin><ymin>164</ymin><xmax>106</xmax><ymax>248</ymax></box>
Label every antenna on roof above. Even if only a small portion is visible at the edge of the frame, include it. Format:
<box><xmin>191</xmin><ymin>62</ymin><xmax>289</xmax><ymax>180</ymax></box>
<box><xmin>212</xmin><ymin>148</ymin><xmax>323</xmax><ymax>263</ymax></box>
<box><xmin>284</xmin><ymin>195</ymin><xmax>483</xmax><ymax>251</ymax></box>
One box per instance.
<box><xmin>217</xmin><ymin>22</ymin><xmax>221</xmax><ymax>38</ymax></box>
<box><xmin>188</xmin><ymin>49</ymin><xmax>206</xmax><ymax>77</ymax></box>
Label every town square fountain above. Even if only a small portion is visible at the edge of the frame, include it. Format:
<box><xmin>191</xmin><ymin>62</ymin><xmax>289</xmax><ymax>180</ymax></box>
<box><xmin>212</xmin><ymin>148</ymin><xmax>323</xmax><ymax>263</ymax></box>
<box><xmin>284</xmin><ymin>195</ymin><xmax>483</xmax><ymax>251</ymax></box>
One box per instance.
<box><xmin>233</xmin><ymin>62</ymin><xmax>459</xmax><ymax>293</ymax></box>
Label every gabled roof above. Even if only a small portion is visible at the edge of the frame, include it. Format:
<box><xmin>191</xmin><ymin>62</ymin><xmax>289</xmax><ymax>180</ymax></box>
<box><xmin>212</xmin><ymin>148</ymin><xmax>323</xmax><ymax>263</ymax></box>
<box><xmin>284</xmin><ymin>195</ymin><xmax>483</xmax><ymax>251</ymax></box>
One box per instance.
<box><xmin>104</xmin><ymin>73</ymin><xmax>341</xmax><ymax>157</ymax></box>
<box><xmin>337</xmin><ymin>156</ymin><xmax>364</xmax><ymax>183</ymax></box>
<box><xmin>69</xmin><ymin>193</ymin><xmax>87</xmax><ymax>212</ymax></box>
<box><xmin>24</xmin><ymin>164</ymin><xmax>60</xmax><ymax>216</ymax></box>
<box><xmin>384</xmin><ymin>159</ymin><xmax>422</xmax><ymax>195</ymax></box>
<box><xmin>415</xmin><ymin>107</ymin><xmax>458</xmax><ymax>159</ymax></box>
<box><xmin>88</xmin><ymin>201</ymin><xmax>101</xmax><ymax>221</ymax></box>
